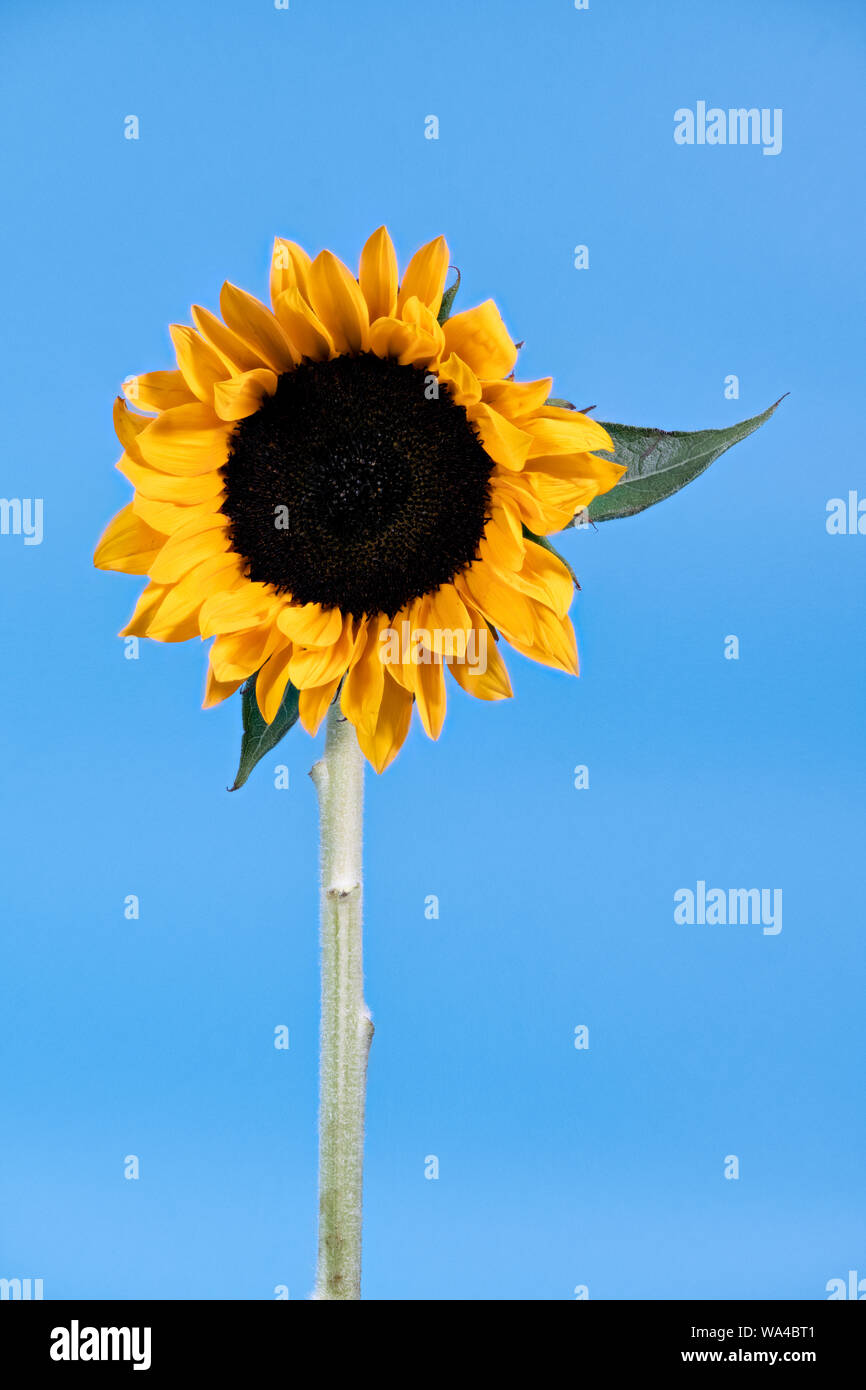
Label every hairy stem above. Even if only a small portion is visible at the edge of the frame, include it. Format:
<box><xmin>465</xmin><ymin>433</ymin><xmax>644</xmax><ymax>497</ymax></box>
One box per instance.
<box><xmin>310</xmin><ymin>704</ymin><xmax>372</xmax><ymax>1300</ymax></box>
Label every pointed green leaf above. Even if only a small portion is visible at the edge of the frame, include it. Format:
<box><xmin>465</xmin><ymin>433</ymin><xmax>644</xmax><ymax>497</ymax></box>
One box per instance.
<box><xmin>229</xmin><ymin>668</ymin><xmax>301</xmax><ymax>791</ymax></box>
<box><xmin>437</xmin><ymin>268</ymin><xmax>461</xmax><ymax>325</ymax></box>
<box><xmin>561</xmin><ymin>396</ymin><xmax>786</xmax><ymax>526</ymax></box>
<box><xmin>548</xmin><ymin>398</ymin><xmax>596</xmax><ymax>413</ymax></box>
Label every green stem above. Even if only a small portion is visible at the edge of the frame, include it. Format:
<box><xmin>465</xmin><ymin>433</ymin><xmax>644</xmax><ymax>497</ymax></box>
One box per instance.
<box><xmin>310</xmin><ymin>703</ymin><xmax>372</xmax><ymax>1300</ymax></box>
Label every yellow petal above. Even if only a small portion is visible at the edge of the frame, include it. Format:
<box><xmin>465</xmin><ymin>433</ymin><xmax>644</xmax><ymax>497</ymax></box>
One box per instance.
<box><xmin>191</xmin><ymin>303</ymin><xmax>264</xmax><ymax>374</ymax></box>
<box><xmin>481</xmin><ymin>538</ymin><xmax>573</xmax><ymax>618</ymax></box>
<box><xmin>299</xmin><ymin>676</ymin><xmax>343</xmax><ymax>736</ymax></box>
<box><xmin>132</xmin><ymin>493</ymin><xmax>221</xmax><ymax>535</ymax></box>
<box><xmin>415</xmin><ymin>583</ymin><xmax>473</xmax><ymax>657</ymax></box>
<box><xmin>359</xmin><ymin>226</ymin><xmax>398</xmax><ymax>322</ymax></box>
<box><xmin>469</xmin><ymin>402</ymin><xmax>532</xmax><ymax>471</ymax></box>
<box><xmin>341</xmin><ymin>617</ymin><xmax>385</xmax><ymax>730</ymax></box>
<box><xmin>123</xmin><ymin>371</ymin><xmax>196</xmax><ymax>413</ymax></box>
<box><xmin>492</xmin><ymin>469</ymin><xmax>558</xmax><ymax>528</ymax></box>
<box><xmin>209</xmin><ymin>622</ymin><xmax>284</xmax><ymax>683</ymax></box>
<box><xmin>152</xmin><ymin>611</ymin><xmax>203</xmax><ymax>644</ymax></box>
<box><xmin>352</xmin><ymin>670</ymin><xmax>413</xmax><ymax>773</ymax></box>
<box><xmin>368</xmin><ymin>316</ymin><xmax>439</xmax><ymax>366</ymax></box>
<box><xmin>458</xmin><ymin>565</ymin><xmax>578</xmax><ymax>675</ymax></box>
<box><xmin>522</xmin><ymin>455</ymin><xmax>624</xmax><ymax>518</ymax></box>
<box><xmin>521</xmin><ymin>540</ymin><xmax>575</xmax><ymax>617</ymax></box>
<box><xmin>170</xmin><ymin>325</ymin><xmax>230</xmax><ymax>403</ymax></box>
<box><xmin>482</xmin><ymin>502</ymin><xmax>525</xmax><ymax>571</ymax></box>
<box><xmin>308</xmin><ymin>250</ymin><xmax>370</xmax><ymax>354</ymax></box>
<box><xmin>120</xmin><ymin>582</ymin><xmax>173</xmax><ymax>638</ymax></box>
<box><xmin>399</xmin><ymin>296</ymin><xmax>445</xmax><ymax>356</ymax></box>
<box><xmin>287</xmin><ymin>615</ymin><xmax>356</xmax><ymax>688</ymax></box>
<box><xmin>117</xmin><ymin>453</ymin><xmax>226</xmax><ymax>504</ymax></box>
<box><xmin>203</xmin><ymin>665</ymin><xmax>244</xmax><ymax>709</ymax></box>
<box><xmin>456</xmin><ymin>561</ymin><xmax>539</xmax><ymax>646</ymax></box>
<box><xmin>374</xmin><ymin>601</ymin><xmax>415</xmax><ymax>690</ymax></box>
<box><xmin>147</xmin><ymin>554</ymin><xmax>244</xmax><ymax>641</ymax></box>
<box><xmin>126</xmin><ymin>585</ymin><xmax>203</xmax><ymax>644</ymax></box>
<box><xmin>148</xmin><ymin>513</ymin><xmax>231</xmax><ymax>584</ymax></box>
<box><xmin>443</xmin><ymin>300</ymin><xmax>517</xmax><ymax>379</ymax></box>
<box><xmin>525</xmin><ymin>449</ymin><xmax>624</xmax><ymax>488</ymax></box>
<box><xmin>113</xmin><ymin>397</ymin><xmax>149</xmax><ymax>462</ymax></box>
<box><xmin>528</xmin><ymin>450</ymin><xmax>622</xmax><ymax>500</ymax></box>
<box><xmin>219</xmin><ymin>282</ymin><xmax>296</xmax><ymax>372</ymax></box>
<box><xmin>481</xmin><ymin>377</ymin><xmax>553</xmax><ymax>418</ymax></box>
<box><xmin>276</xmin><ymin>602</ymin><xmax>345</xmax><ymax>647</ymax></box>
<box><xmin>287</xmin><ymin>642</ymin><xmax>352</xmax><ymax>691</ymax></box>
<box><xmin>213</xmin><ymin>368</ymin><xmax>278</xmax><ymax>420</ymax></box>
<box><xmin>522</xmin><ymin>415</ymin><xmax>615</xmax><ymax>457</ymax></box>
<box><xmin>436</xmin><ymin>352</ymin><xmax>482</xmax><ymax>407</ymax></box>
<box><xmin>410</xmin><ymin>655</ymin><xmax>447</xmax><ymax>740</ymax></box>
<box><xmin>397</xmin><ymin>235</ymin><xmax>449</xmax><ymax>318</ymax></box>
<box><xmin>137</xmin><ymin>403</ymin><xmax>231</xmax><ymax>476</ymax></box>
<box><xmin>255</xmin><ymin>646</ymin><xmax>294</xmax><ymax>724</ymax></box>
<box><xmin>93</xmin><ymin>503</ymin><xmax>163</xmax><ymax>574</ymax></box>
<box><xmin>274</xmin><ymin>287</ymin><xmax>334</xmax><ymax>361</ymax></box>
<box><xmin>447</xmin><ymin>624</ymin><xmax>513</xmax><ymax>701</ymax></box>
<box><xmin>492</xmin><ymin>472</ymin><xmax>578</xmax><ymax>534</ymax></box>
<box><xmin>270</xmin><ymin>237</ymin><xmax>313</xmax><ymax>308</ymax></box>
<box><xmin>199</xmin><ymin>583</ymin><xmax>280</xmax><ymax>638</ymax></box>
<box><xmin>524</xmin><ymin>605</ymin><xmax>579</xmax><ymax>675</ymax></box>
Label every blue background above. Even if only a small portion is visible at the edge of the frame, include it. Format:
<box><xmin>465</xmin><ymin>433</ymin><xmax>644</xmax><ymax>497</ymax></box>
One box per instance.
<box><xmin>1</xmin><ymin>0</ymin><xmax>863</xmax><ymax>1300</ymax></box>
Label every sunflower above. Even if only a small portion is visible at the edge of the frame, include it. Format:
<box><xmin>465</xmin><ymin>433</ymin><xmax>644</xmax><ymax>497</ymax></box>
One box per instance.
<box><xmin>94</xmin><ymin>228</ymin><xmax>624</xmax><ymax>772</ymax></box>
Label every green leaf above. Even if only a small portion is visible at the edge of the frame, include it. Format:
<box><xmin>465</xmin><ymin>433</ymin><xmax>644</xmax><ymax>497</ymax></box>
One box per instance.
<box><xmin>229</xmin><ymin>668</ymin><xmax>301</xmax><ymax>791</ymax></box>
<box><xmin>549</xmin><ymin>397</ymin><xmax>596</xmax><ymax>413</ymax></box>
<box><xmin>437</xmin><ymin>268</ymin><xmax>461</xmax><ymax>325</ymax></box>
<box><xmin>522</xmin><ymin>526</ymin><xmax>579</xmax><ymax>588</ymax></box>
<box><xmin>563</xmin><ymin>396</ymin><xmax>786</xmax><ymax>526</ymax></box>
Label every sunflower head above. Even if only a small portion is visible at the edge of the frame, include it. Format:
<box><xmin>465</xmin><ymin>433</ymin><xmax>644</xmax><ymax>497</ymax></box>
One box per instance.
<box><xmin>95</xmin><ymin>228</ymin><xmax>624</xmax><ymax>772</ymax></box>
